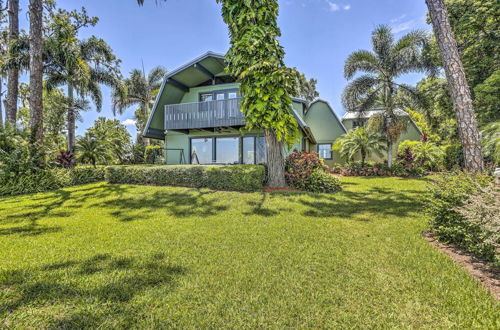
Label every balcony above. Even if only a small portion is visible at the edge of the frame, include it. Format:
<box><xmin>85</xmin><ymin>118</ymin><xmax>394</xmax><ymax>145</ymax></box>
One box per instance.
<box><xmin>164</xmin><ymin>98</ymin><xmax>244</xmax><ymax>130</ymax></box>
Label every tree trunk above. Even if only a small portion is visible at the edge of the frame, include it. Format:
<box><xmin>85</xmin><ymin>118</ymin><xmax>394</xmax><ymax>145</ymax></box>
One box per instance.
<box><xmin>6</xmin><ymin>0</ymin><xmax>19</xmax><ymax>125</ymax></box>
<box><xmin>425</xmin><ymin>0</ymin><xmax>484</xmax><ymax>172</ymax></box>
<box><xmin>265</xmin><ymin>129</ymin><xmax>287</xmax><ymax>188</ymax></box>
<box><xmin>387</xmin><ymin>139</ymin><xmax>393</xmax><ymax>168</ymax></box>
<box><xmin>29</xmin><ymin>0</ymin><xmax>44</xmax><ymax>144</ymax></box>
<box><xmin>67</xmin><ymin>84</ymin><xmax>76</xmax><ymax>153</ymax></box>
<box><xmin>0</xmin><ymin>77</ymin><xmax>3</xmax><ymax>128</ymax></box>
<box><xmin>361</xmin><ymin>148</ymin><xmax>366</xmax><ymax>167</ymax></box>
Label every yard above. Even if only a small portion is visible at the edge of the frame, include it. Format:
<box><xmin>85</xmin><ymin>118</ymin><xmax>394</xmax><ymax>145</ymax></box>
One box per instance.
<box><xmin>0</xmin><ymin>177</ymin><xmax>498</xmax><ymax>328</ymax></box>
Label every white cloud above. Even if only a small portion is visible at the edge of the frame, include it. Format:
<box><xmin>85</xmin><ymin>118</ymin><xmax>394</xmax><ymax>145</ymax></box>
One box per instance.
<box><xmin>328</xmin><ymin>2</ymin><xmax>340</xmax><ymax>11</ymax></box>
<box><xmin>390</xmin><ymin>14</ymin><xmax>407</xmax><ymax>23</ymax></box>
<box><xmin>327</xmin><ymin>1</ymin><xmax>350</xmax><ymax>12</ymax></box>
<box><xmin>121</xmin><ymin>119</ymin><xmax>137</xmax><ymax>126</ymax></box>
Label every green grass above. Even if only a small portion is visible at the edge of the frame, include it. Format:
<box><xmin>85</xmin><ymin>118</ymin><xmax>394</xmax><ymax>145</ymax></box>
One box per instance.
<box><xmin>0</xmin><ymin>177</ymin><xmax>498</xmax><ymax>328</ymax></box>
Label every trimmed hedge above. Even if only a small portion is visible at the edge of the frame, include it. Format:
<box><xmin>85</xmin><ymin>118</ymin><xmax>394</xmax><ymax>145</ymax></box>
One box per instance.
<box><xmin>105</xmin><ymin>165</ymin><xmax>266</xmax><ymax>192</ymax></box>
<box><xmin>0</xmin><ymin>166</ymin><xmax>106</xmax><ymax>196</ymax></box>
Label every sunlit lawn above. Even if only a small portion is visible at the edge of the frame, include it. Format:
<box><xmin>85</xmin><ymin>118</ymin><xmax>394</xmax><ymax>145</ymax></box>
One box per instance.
<box><xmin>0</xmin><ymin>177</ymin><xmax>498</xmax><ymax>328</ymax></box>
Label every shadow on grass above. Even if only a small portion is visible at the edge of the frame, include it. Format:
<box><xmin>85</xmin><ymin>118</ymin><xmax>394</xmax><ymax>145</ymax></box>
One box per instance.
<box><xmin>0</xmin><ymin>184</ymin><xmax>132</xmax><ymax>236</ymax></box>
<box><xmin>94</xmin><ymin>188</ymin><xmax>229</xmax><ymax>222</ymax></box>
<box><xmin>0</xmin><ymin>252</ymin><xmax>187</xmax><ymax>328</ymax></box>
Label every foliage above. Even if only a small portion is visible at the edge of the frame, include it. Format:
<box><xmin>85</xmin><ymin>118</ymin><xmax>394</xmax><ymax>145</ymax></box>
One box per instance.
<box><xmin>284</xmin><ymin>150</ymin><xmax>327</xmax><ymax>190</ymax></box>
<box><xmin>306</xmin><ymin>169</ymin><xmax>342</xmax><ymax>193</ymax></box>
<box><xmin>427</xmin><ymin>172</ymin><xmax>497</xmax><ymax>262</ymax></box>
<box><xmin>480</xmin><ymin>121</ymin><xmax>500</xmax><ymax>165</ymax></box>
<box><xmin>454</xmin><ymin>185</ymin><xmax>500</xmax><ymax>263</ymax></box>
<box><xmin>0</xmin><ymin>166</ymin><xmax>105</xmax><ymax>196</ymax></box>
<box><xmin>216</xmin><ymin>0</ymin><xmax>299</xmax><ymax>145</ymax></box>
<box><xmin>144</xmin><ymin>145</ymin><xmax>163</xmax><ymax>164</ymax></box>
<box><xmin>397</xmin><ymin>140</ymin><xmax>443</xmax><ymax>171</ymax></box>
<box><xmin>105</xmin><ymin>165</ymin><xmax>265</xmax><ymax>192</ymax></box>
<box><xmin>75</xmin><ymin>133</ymin><xmax>107</xmax><ymax>167</ymax></box>
<box><xmin>474</xmin><ymin>70</ymin><xmax>500</xmax><ymax>125</ymax></box>
<box><xmin>333</xmin><ymin>127</ymin><xmax>386</xmax><ymax>165</ymax></box>
<box><xmin>405</xmin><ymin>108</ymin><xmax>440</xmax><ymax>143</ymax></box>
<box><xmin>294</xmin><ymin>72</ymin><xmax>319</xmax><ymax>103</ymax></box>
<box><xmin>113</xmin><ymin>66</ymin><xmax>167</xmax><ymax>138</ymax></box>
<box><xmin>55</xmin><ymin>150</ymin><xmax>75</xmax><ymax>168</ymax></box>
<box><xmin>87</xmin><ymin>117</ymin><xmax>132</xmax><ymax>164</ymax></box>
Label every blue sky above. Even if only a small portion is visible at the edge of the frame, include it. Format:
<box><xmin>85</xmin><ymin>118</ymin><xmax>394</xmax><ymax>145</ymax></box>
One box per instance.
<box><xmin>19</xmin><ymin>0</ymin><xmax>431</xmax><ymax>139</ymax></box>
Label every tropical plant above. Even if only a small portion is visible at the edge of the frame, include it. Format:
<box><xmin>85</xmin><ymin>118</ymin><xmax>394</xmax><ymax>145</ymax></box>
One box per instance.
<box><xmin>481</xmin><ymin>121</ymin><xmax>500</xmax><ymax>164</ymax></box>
<box><xmin>412</xmin><ymin>141</ymin><xmax>444</xmax><ymax>170</ymax></box>
<box><xmin>75</xmin><ymin>133</ymin><xmax>106</xmax><ymax>167</ymax></box>
<box><xmin>342</xmin><ymin>25</ymin><xmax>432</xmax><ymax>167</ymax></box>
<box><xmin>425</xmin><ymin>0</ymin><xmax>484</xmax><ymax>172</ymax></box>
<box><xmin>55</xmin><ymin>150</ymin><xmax>75</xmax><ymax>168</ymax></box>
<box><xmin>44</xmin><ymin>8</ymin><xmax>123</xmax><ymax>153</ymax></box>
<box><xmin>112</xmin><ymin>66</ymin><xmax>167</xmax><ymax>145</ymax></box>
<box><xmin>333</xmin><ymin>127</ymin><xmax>386</xmax><ymax>167</ymax></box>
<box><xmin>87</xmin><ymin>117</ymin><xmax>132</xmax><ymax>164</ymax></box>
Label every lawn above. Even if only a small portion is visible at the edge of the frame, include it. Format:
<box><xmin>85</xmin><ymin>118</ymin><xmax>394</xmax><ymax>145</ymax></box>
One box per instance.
<box><xmin>0</xmin><ymin>177</ymin><xmax>498</xmax><ymax>328</ymax></box>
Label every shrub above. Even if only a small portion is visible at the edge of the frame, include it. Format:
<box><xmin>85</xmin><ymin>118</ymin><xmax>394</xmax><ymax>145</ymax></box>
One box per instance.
<box><xmin>397</xmin><ymin>140</ymin><xmax>443</xmax><ymax>171</ymax></box>
<box><xmin>454</xmin><ymin>185</ymin><xmax>499</xmax><ymax>263</ymax></box>
<box><xmin>144</xmin><ymin>145</ymin><xmax>164</xmax><ymax>164</ymax></box>
<box><xmin>306</xmin><ymin>170</ymin><xmax>342</xmax><ymax>193</ymax></box>
<box><xmin>105</xmin><ymin>165</ymin><xmax>265</xmax><ymax>192</ymax></box>
<box><xmin>426</xmin><ymin>172</ymin><xmax>497</xmax><ymax>262</ymax></box>
<box><xmin>55</xmin><ymin>150</ymin><xmax>75</xmax><ymax>168</ymax></box>
<box><xmin>0</xmin><ymin>167</ymin><xmax>106</xmax><ymax>196</ymax></box>
<box><xmin>285</xmin><ymin>150</ymin><xmax>328</xmax><ymax>190</ymax></box>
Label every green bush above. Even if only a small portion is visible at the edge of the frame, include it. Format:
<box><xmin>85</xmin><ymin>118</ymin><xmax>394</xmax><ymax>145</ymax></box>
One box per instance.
<box><xmin>285</xmin><ymin>150</ymin><xmax>328</xmax><ymax>190</ymax></box>
<box><xmin>105</xmin><ymin>165</ymin><xmax>266</xmax><ymax>192</ymax></box>
<box><xmin>306</xmin><ymin>170</ymin><xmax>342</xmax><ymax>193</ymax></box>
<box><xmin>0</xmin><ymin>167</ymin><xmax>106</xmax><ymax>196</ymax></box>
<box><xmin>426</xmin><ymin>172</ymin><xmax>496</xmax><ymax>262</ymax></box>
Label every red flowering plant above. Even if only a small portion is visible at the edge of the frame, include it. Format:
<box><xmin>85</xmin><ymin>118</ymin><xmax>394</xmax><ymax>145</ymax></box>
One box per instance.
<box><xmin>285</xmin><ymin>150</ymin><xmax>328</xmax><ymax>190</ymax></box>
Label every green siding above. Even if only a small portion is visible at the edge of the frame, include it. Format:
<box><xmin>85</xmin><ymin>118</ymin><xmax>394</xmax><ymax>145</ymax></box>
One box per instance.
<box><xmin>180</xmin><ymin>83</ymin><xmax>241</xmax><ymax>103</ymax></box>
<box><xmin>304</xmin><ymin>100</ymin><xmax>346</xmax><ymax>166</ymax></box>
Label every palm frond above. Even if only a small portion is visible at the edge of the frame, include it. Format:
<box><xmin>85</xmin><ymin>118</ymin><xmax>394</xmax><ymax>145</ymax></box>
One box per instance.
<box><xmin>341</xmin><ymin>75</ymin><xmax>380</xmax><ymax>111</ymax></box>
<box><xmin>344</xmin><ymin>50</ymin><xmax>379</xmax><ymax>80</ymax></box>
<box><xmin>372</xmin><ymin>25</ymin><xmax>394</xmax><ymax>69</ymax></box>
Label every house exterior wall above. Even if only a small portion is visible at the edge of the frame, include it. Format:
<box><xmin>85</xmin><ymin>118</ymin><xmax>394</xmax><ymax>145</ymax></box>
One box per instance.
<box><xmin>304</xmin><ymin>101</ymin><xmax>346</xmax><ymax>167</ymax></box>
<box><xmin>180</xmin><ymin>83</ymin><xmax>241</xmax><ymax>103</ymax></box>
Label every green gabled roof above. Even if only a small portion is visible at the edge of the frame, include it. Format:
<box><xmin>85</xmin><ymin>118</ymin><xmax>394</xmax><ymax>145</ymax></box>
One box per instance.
<box><xmin>143</xmin><ymin>51</ymin><xmax>227</xmax><ymax>139</ymax></box>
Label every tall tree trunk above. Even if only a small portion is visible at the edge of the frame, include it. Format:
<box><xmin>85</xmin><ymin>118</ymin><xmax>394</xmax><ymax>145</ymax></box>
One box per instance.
<box><xmin>29</xmin><ymin>0</ymin><xmax>44</xmax><ymax>143</ymax></box>
<box><xmin>142</xmin><ymin>104</ymin><xmax>151</xmax><ymax>146</ymax></box>
<box><xmin>0</xmin><ymin>77</ymin><xmax>4</xmax><ymax>128</ymax></box>
<box><xmin>425</xmin><ymin>0</ymin><xmax>484</xmax><ymax>172</ymax></box>
<box><xmin>361</xmin><ymin>148</ymin><xmax>366</xmax><ymax>167</ymax></box>
<box><xmin>6</xmin><ymin>0</ymin><xmax>19</xmax><ymax>125</ymax></box>
<box><xmin>67</xmin><ymin>84</ymin><xmax>76</xmax><ymax>152</ymax></box>
<box><xmin>265</xmin><ymin>129</ymin><xmax>287</xmax><ymax>188</ymax></box>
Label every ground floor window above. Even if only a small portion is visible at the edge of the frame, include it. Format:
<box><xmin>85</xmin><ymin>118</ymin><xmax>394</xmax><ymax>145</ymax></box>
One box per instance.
<box><xmin>318</xmin><ymin>143</ymin><xmax>332</xmax><ymax>160</ymax></box>
<box><xmin>190</xmin><ymin>135</ymin><xmax>267</xmax><ymax>165</ymax></box>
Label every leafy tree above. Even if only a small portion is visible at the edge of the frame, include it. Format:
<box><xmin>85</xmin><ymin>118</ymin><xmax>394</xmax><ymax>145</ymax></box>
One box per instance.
<box><xmin>295</xmin><ymin>72</ymin><xmax>319</xmax><ymax>104</ymax></box>
<box><xmin>113</xmin><ymin>66</ymin><xmax>166</xmax><ymax>145</ymax></box>
<box><xmin>75</xmin><ymin>133</ymin><xmax>106</xmax><ymax>167</ymax></box>
<box><xmin>480</xmin><ymin>121</ymin><xmax>499</xmax><ymax>165</ymax></box>
<box><xmin>425</xmin><ymin>0</ymin><xmax>484</xmax><ymax>172</ymax></box>
<box><xmin>342</xmin><ymin>25</ymin><xmax>432</xmax><ymax>167</ymax></box>
<box><xmin>333</xmin><ymin>127</ymin><xmax>386</xmax><ymax>167</ymax></box>
<box><xmin>45</xmin><ymin>8</ymin><xmax>123</xmax><ymax>153</ymax></box>
<box><xmin>217</xmin><ymin>0</ymin><xmax>300</xmax><ymax>187</ymax></box>
<box><xmin>474</xmin><ymin>70</ymin><xmax>500</xmax><ymax>124</ymax></box>
<box><xmin>87</xmin><ymin>117</ymin><xmax>131</xmax><ymax>164</ymax></box>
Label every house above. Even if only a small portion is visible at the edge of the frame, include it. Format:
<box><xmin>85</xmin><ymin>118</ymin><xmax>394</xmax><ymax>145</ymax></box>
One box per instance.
<box><xmin>143</xmin><ymin>51</ymin><xmax>347</xmax><ymax>167</ymax></box>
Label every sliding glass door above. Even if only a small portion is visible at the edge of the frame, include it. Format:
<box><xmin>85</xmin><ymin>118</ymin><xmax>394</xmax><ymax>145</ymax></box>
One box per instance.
<box><xmin>190</xmin><ymin>135</ymin><xmax>266</xmax><ymax>165</ymax></box>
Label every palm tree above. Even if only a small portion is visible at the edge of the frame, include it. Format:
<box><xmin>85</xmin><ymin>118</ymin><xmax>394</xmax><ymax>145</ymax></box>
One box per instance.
<box><xmin>342</xmin><ymin>25</ymin><xmax>432</xmax><ymax>167</ymax></box>
<box><xmin>425</xmin><ymin>0</ymin><xmax>484</xmax><ymax>172</ymax></box>
<box><xmin>334</xmin><ymin>127</ymin><xmax>386</xmax><ymax>166</ymax></box>
<box><xmin>45</xmin><ymin>31</ymin><xmax>123</xmax><ymax>153</ymax></box>
<box><xmin>113</xmin><ymin>66</ymin><xmax>166</xmax><ymax>145</ymax></box>
<box><xmin>75</xmin><ymin>133</ymin><xmax>106</xmax><ymax>168</ymax></box>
